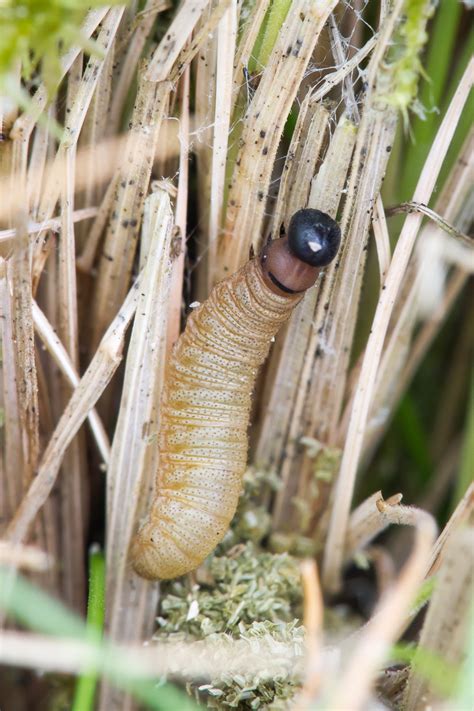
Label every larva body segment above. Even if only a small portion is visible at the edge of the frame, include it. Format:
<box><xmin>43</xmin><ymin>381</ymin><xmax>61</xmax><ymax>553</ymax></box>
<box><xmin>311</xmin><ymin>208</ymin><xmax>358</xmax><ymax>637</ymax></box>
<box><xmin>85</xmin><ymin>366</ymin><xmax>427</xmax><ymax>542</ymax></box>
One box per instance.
<box><xmin>131</xmin><ymin>208</ymin><xmax>341</xmax><ymax>580</ymax></box>
<box><xmin>131</xmin><ymin>259</ymin><xmax>301</xmax><ymax>580</ymax></box>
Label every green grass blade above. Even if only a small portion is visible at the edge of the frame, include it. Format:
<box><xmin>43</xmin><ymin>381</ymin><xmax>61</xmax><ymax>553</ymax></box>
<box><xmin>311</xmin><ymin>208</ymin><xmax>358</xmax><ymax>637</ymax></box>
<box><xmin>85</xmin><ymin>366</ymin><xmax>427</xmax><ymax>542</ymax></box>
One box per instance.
<box><xmin>72</xmin><ymin>545</ymin><xmax>105</xmax><ymax>711</ymax></box>
<box><xmin>248</xmin><ymin>0</ymin><xmax>292</xmax><ymax>74</ymax></box>
<box><xmin>394</xmin><ymin>394</ymin><xmax>432</xmax><ymax>485</ymax></box>
<box><xmin>0</xmin><ymin>566</ymin><xmax>199</xmax><ymax>711</ymax></box>
<box><xmin>454</xmin><ymin>604</ymin><xmax>474</xmax><ymax>708</ymax></box>
<box><xmin>390</xmin><ymin>642</ymin><xmax>459</xmax><ymax>697</ymax></box>
<box><xmin>452</xmin><ymin>370</ymin><xmax>474</xmax><ymax>509</ymax></box>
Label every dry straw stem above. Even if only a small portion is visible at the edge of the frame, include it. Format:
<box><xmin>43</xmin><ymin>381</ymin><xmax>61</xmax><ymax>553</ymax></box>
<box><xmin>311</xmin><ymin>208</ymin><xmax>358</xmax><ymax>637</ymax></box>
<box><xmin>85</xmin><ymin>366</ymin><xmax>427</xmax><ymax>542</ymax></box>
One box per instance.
<box><xmin>0</xmin><ymin>542</ymin><xmax>53</xmax><ymax>573</ymax></box>
<box><xmin>99</xmin><ymin>195</ymin><xmax>175</xmax><ymax>711</ymax></box>
<box><xmin>32</xmin><ymin>300</ymin><xmax>110</xmax><ymax>464</ymax></box>
<box><xmin>207</xmin><ymin>0</ymin><xmax>237</xmax><ymax>290</ymax></box>
<box><xmin>344</xmin><ymin>491</ymin><xmax>404</xmax><ymax>560</ymax></box>
<box><xmin>5</xmin><ymin>277</ymin><xmax>142</xmax><ymax>545</ymax></box>
<box><xmin>0</xmin><ymin>207</ymin><xmax>98</xmax><ymax>243</ymax></box>
<box><xmin>107</xmin><ymin>0</ymin><xmax>169</xmax><ymax>136</ymax></box>
<box><xmin>102</xmin><ymin>190</ymin><xmax>174</xmax><ymax>684</ymax></box>
<box><xmin>193</xmin><ymin>31</ymin><xmax>217</xmax><ymax>300</ymax></box>
<box><xmin>79</xmin><ymin>48</ymin><xmax>115</xmax><ymax>217</ymax></box>
<box><xmin>426</xmin><ymin>481</ymin><xmax>474</xmax><ymax>578</ymax></box>
<box><xmin>5</xmin><ymin>228</ymin><xmax>39</xmax><ymax>491</ymax></box>
<box><xmin>323</xmin><ymin>57</ymin><xmax>474</xmax><ymax>594</ymax></box>
<box><xmin>404</xmin><ymin>527</ymin><xmax>474</xmax><ymax>709</ymax></box>
<box><xmin>25</xmin><ymin>106</ymin><xmax>54</xmax><ymax>218</ymax></box>
<box><xmin>0</xmin><ymin>629</ymin><xmax>307</xmax><ymax>681</ymax></box>
<box><xmin>328</xmin><ymin>505</ymin><xmax>437</xmax><ymax>711</ymax></box>
<box><xmin>296</xmin><ymin>559</ymin><xmax>324</xmax><ymax>708</ymax></box>
<box><xmin>372</xmin><ymin>194</ymin><xmax>391</xmax><ymax>285</ymax></box>
<box><xmin>217</xmin><ymin>0</ymin><xmax>338</xmax><ymax>282</ymax></box>
<box><xmin>145</xmin><ymin>0</ymin><xmax>210</xmax><ymax>82</ymax></box>
<box><xmin>0</xmin><ymin>260</ymin><xmax>24</xmax><ymax>521</ymax></box>
<box><xmin>271</xmin><ymin>95</ymin><xmax>329</xmax><ymax>236</ymax></box>
<box><xmin>166</xmin><ymin>68</ymin><xmax>190</xmax><ymax>350</ymax></box>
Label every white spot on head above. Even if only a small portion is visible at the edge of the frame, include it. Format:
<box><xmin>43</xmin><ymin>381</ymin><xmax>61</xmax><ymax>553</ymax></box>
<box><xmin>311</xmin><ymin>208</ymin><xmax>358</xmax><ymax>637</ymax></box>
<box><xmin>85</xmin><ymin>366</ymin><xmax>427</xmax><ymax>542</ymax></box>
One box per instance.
<box><xmin>308</xmin><ymin>240</ymin><xmax>322</xmax><ymax>253</ymax></box>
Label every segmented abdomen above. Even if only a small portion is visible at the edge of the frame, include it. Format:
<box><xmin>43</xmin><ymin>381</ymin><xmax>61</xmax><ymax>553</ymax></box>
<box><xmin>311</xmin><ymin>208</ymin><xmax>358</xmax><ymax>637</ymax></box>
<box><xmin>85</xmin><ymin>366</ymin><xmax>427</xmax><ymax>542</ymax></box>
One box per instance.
<box><xmin>131</xmin><ymin>259</ymin><xmax>301</xmax><ymax>579</ymax></box>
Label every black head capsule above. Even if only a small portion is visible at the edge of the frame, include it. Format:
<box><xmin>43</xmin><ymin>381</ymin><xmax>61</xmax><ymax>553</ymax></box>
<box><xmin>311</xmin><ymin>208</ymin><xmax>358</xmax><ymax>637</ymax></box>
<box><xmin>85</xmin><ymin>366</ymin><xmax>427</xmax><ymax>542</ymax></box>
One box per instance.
<box><xmin>287</xmin><ymin>208</ymin><xmax>341</xmax><ymax>267</ymax></box>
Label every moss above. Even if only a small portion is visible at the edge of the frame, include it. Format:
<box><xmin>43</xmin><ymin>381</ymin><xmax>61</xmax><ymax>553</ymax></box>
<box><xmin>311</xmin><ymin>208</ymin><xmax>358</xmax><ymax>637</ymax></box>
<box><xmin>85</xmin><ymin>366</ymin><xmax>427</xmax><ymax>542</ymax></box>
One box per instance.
<box><xmin>155</xmin><ymin>469</ymin><xmax>306</xmax><ymax>708</ymax></box>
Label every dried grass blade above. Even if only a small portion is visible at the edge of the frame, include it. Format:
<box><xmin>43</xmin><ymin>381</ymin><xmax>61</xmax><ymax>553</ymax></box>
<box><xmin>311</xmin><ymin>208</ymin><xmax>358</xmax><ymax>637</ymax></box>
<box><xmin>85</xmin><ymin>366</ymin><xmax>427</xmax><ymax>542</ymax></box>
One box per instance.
<box><xmin>6</xmin><ymin>228</ymin><xmax>39</xmax><ymax>487</ymax></box>
<box><xmin>426</xmin><ymin>481</ymin><xmax>474</xmax><ymax>577</ymax></box>
<box><xmin>108</xmin><ymin>0</ymin><xmax>167</xmax><ymax>135</ymax></box>
<box><xmin>5</xmin><ymin>277</ymin><xmax>141</xmax><ymax>545</ymax></box>
<box><xmin>145</xmin><ymin>0</ymin><xmax>210</xmax><ymax>82</ymax></box>
<box><xmin>32</xmin><ymin>301</ymin><xmax>110</xmax><ymax>464</ymax></box>
<box><xmin>193</xmin><ymin>32</ymin><xmax>217</xmax><ymax>300</ymax></box>
<box><xmin>167</xmin><ymin>69</ymin><xmax>190</xmax><ymax>348</ymax></box>
<box><xmin>345</xmin><ymin>491</ymin><xmax>404</xmax><ymax>559</ymax></box>
<box><xmin>296</xmin><ymin>559</ymin><xmax>324</xmax><ymax>706</ymax></box>
<box><xmin>58</xmin><ymin>103</ymin><xmax>87</xmax><ymax>611</ymax></box>
<box><xmin>0</xmin><ymin>542</ymin><xmax>53</xmax><ymax>573</ymax></box>
<box><xmin>271</xmin><ymin>96</ymin><xmax>329</xmax><ymax>236</ymax></box>
<box><xmin>79</xmin><ymin>48</ymin><xmax>115</xmax><ymax>220</ymax></box>
<box><xmin>207</xmin><ymin>1</ymin><xmax>238</xmax><ymax>290</ymax></box>
<box><xmin>0</xmin><ymin>260</ymin><xmax>24</xmax><ymax>520</ymax></box>
<box><xmin>100</xmin><ymin>189</ymin><xmax>175</xmax><ymax>710</ymax></box>
<box><xmin>0</xmin><ymin>207</ymin><xmax>99</xmax><ymax>244</ymax></box>
<box><xmin>329</xmin><ymin>506</ymin><xmax>437</xmax><ymax>711</ymax></box>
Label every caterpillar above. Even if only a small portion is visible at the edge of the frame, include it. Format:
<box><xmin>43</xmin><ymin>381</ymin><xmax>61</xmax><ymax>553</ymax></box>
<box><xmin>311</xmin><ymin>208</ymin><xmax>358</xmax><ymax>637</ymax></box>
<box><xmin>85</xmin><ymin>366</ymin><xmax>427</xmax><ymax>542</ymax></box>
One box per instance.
<box><xmin>131</xmin><ymin>208</ymin><xmax>341</xmax><ymax>580</ymax></box>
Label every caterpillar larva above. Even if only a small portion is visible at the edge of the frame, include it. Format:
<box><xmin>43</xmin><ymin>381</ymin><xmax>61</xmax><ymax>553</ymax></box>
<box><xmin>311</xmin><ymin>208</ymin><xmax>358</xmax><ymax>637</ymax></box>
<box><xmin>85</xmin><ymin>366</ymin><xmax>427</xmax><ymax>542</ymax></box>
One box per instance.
<box><xmin>131</xmin><ymin>209</ymin><xmax>341</xmax><ymax>580</ymax></box>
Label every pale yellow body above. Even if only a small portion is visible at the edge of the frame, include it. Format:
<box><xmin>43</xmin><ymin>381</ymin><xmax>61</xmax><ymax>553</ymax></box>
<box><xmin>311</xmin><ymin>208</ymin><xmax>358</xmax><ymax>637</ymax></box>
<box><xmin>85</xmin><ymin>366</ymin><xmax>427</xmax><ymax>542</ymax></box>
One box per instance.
<box><xmin>131</xmin><ymin>259</ymin><xmax>301</xmax><ymax>579</ymax></box>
